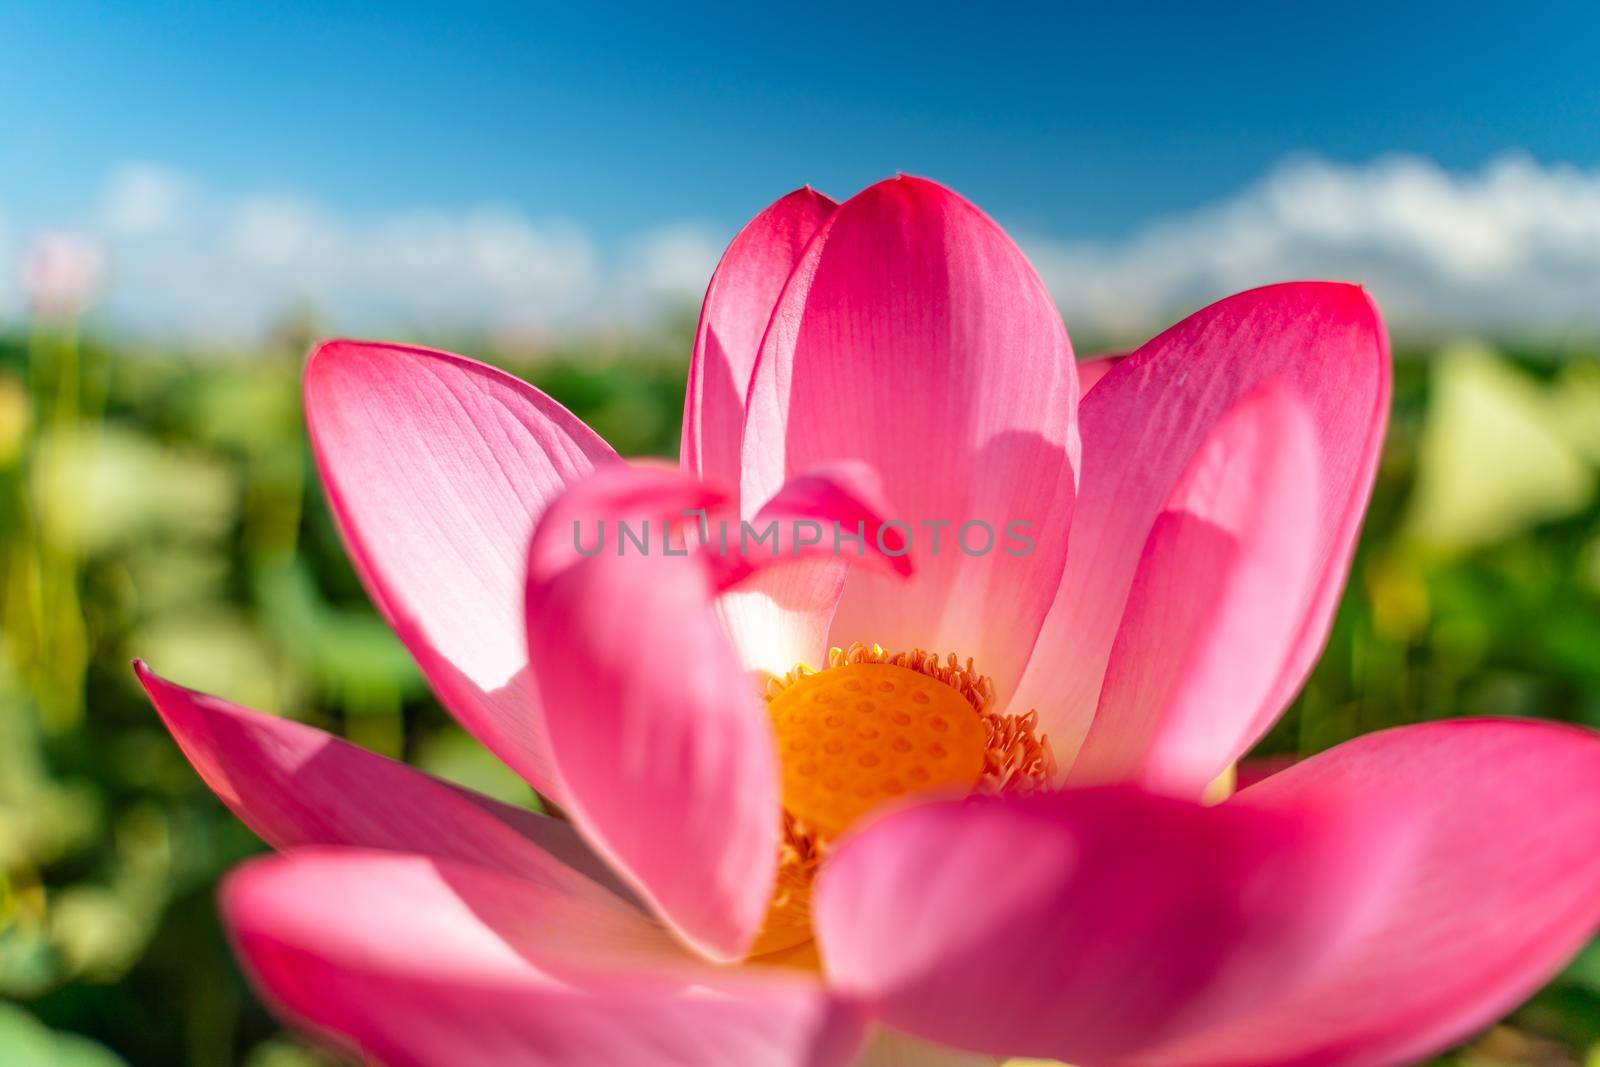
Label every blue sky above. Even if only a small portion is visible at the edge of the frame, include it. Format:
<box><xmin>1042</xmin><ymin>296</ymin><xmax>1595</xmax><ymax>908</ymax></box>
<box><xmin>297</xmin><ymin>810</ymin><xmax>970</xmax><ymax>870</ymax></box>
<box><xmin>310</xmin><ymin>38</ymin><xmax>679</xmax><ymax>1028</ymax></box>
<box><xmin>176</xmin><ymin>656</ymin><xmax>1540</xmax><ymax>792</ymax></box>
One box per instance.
<box><xmin>6</xmin><ymin>1</ymin><xmax>1598</xmax><ymax>238</ymax></box>
<box><xmin>3</xmin><ymin>2</ymin><xmax>1600</xmax><ymax>338</ymax></box>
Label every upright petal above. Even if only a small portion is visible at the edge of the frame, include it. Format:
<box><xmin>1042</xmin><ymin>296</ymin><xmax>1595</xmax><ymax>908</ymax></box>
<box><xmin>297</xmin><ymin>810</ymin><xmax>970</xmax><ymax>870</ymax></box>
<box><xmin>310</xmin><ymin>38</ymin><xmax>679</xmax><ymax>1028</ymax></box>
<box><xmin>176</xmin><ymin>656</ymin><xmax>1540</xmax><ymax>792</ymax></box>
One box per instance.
<box><xmin>1135</xmin><ymin>719</ymin><xmax>1600</xmax><ymax>1067</ymax></box>
<box><xmin>741</xmin><ymin>176</ymin><xmax>1079</xmax><ymax>699</ymax></box>
<box><xmin>135</xmin><ymin>661</ymin><xmax>625</xmax><ymax>901</ymax></box>
<box><xmin>1070</xmin><ymin>380</ymin><xmax>1320</xmax><ymax>795</ymax></box>
<box><xmin>525</xmin><ymin>465</ymin><xmax>780</xmax><ymax>960</ymax></box>
<box><xmin>684</xmin><ymin>188</ymin><xmax>837</xmax><ymax>493</ymax></box>
<box><xmin>304</xmin><ymin>340</ymin><xmax>617</xmax><ymax>799</ymax></box>
<box><xmin>226</xmin><ymin>849</ymin><xmax>863</xmax><ymax>1067</ymax></box>
<box><xmin>1017</xmin><ymin>283</ymin><xmax>1388</xmax><ymax>756</ymax></box>
<box><xmin>813</xmin><ymin>785</ymin><xmax>1406</xmax><ymax>1064</ymax></box>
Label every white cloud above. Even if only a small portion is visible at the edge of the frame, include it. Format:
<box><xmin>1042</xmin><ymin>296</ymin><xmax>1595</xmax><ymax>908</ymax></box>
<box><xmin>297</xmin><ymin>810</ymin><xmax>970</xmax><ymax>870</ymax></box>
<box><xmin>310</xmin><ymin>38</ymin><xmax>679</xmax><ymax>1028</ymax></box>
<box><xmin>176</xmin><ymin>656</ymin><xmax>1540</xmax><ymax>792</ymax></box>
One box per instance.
<box><xmin>100</xmin><ymin>163</ymin><xmax>190</xmax><ymax>236</ymax></box>
<box><xmin>0</xmin><ymin>162</ymin><xmax>725</xmax><ymax>344</ymax></box>
<box><xmin>4</xmin><ymin>154</ymin><xmax>1600</xmax><ymax>343</ymax></box>
<box><xmin>619</xmin><ymin>224</ymin><xmax>724</xmax><ymax>305</ymax></box>
<box><xmin>1025</xmin><ymin>153</ymin><xmax>1600</xmax><ymax>340</ymax></box>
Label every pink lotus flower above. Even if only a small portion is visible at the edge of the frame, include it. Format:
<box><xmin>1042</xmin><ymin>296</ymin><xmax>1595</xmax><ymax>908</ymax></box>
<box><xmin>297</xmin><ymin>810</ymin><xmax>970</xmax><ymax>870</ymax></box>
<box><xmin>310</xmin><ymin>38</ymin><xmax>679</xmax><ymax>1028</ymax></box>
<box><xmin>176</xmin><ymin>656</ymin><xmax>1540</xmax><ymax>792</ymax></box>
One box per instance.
<box><xmin>22</xmin><ymin>230</ymin><xmax>106</xmax><ymax>320</ymax></box>
<box><xmin>136</xmin><ymin>177</ymin><xmax>1600</xmax><ymax>1067</ymax></box>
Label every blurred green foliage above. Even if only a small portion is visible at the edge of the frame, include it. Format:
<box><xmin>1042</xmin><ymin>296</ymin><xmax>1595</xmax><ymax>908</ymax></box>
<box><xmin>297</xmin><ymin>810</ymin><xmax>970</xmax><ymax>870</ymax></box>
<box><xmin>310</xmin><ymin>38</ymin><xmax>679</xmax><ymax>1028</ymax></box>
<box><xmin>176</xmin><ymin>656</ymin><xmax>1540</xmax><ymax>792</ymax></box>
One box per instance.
<box><xmin>1</xmin><ymin>318</ymin><xmax>1599</xmax><ymax>1066</ymax></box>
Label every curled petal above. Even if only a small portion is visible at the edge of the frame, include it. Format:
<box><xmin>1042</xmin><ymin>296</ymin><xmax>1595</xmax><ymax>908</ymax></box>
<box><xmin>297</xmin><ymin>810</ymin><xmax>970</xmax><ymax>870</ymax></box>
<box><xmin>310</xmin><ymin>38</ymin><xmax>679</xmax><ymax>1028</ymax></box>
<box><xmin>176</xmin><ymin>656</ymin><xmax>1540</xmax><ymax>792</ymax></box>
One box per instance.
<box><xmin>712</xmin><ymin>461</ymin><xmax>913</xmax><ymax>675</ymax></box>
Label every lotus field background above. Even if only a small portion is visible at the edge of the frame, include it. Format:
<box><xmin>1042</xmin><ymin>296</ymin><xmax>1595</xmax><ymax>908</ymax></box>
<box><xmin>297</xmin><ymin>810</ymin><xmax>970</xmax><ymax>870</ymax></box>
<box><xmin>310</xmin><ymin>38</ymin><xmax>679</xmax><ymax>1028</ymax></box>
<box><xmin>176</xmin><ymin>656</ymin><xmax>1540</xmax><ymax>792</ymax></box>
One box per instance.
<box><xmin>3</xmin><ymin>312</ymin><xmax>1600</xmax><ymax>1066</ymax></box>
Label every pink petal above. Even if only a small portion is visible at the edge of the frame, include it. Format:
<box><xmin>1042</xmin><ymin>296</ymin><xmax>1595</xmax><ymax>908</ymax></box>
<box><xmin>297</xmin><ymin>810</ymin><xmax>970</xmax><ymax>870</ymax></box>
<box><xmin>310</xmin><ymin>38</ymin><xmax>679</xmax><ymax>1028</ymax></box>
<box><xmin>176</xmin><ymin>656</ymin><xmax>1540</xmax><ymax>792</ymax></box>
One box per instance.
<box><xmin>1076</xmin><ymin>354</ymin><xmax>1124</xmax><ymax>396</ymax></box>
<box><xmin>1017</xmin><ymin>283</ymin><xmax>1389</xmax><ymax>759</ymax></box>
<box><xmin>526</xmin><ymin>460</ymin><xmax>729</xmax><ymax>586</ymax></box>
<box><xmin>716</xmin><ymin>461</ymin><xmax>911</xmax><ymax>677</ymax></box>
<box><xmin>813</xmin><ymin>785</ymin><xmax>1406</xmax><ymax>1063</ymax></box>
<box><xmin>134</xmin><ymin>661</ymin><xmax>625</xmax><ymax>902</ymax></box>
<box><xmin>226</xmin><ymin>848</ymin><xmax>863</xmax><ymax>1067</ymax></box>
<box><xmin>1236</xmin><ymin>753</ymin><xmax>1299</xmax><ymax>790</ymax></box>
<box><xmin>741</xmin><ymin>176</ymin><xmax>1079</xmax><ymax>699</ymax></box>
<box><xmin>717</xmin><ymin>574</ymin><xmax>843</xmax><ymax>680</ymax></box>
<box><xmin>1135</xmin><ymin>719</ymin><xmax>1600</xmax><ymax>1067</ymax></box>
<box><xmin>854</xmin><ymin>1030</ymin><xmax>1001</xmax><ymax>1067</ymax></box>
<box><xmin>304</xmin><ymin>340</ymin><xmax>617</xmax><ymax>800</ymax></box>
<box><xmin>683</xmin><ymin>187</ymin><xmax>837</xmax><ymax>494</ymax></box>
<box><xmin>1071</xmin><ymin>380</ymin><xmax>1321</xmax><ymax>796</ymax></box>
<box><xmin>706</xmin><ymin>460</ymin><xmax>913</xmax><ymax>593</ymax></box>
<box><xmin>524</xmin><ymin>464</ymin><xmax>780</xmax><ymax>960</ymax></box>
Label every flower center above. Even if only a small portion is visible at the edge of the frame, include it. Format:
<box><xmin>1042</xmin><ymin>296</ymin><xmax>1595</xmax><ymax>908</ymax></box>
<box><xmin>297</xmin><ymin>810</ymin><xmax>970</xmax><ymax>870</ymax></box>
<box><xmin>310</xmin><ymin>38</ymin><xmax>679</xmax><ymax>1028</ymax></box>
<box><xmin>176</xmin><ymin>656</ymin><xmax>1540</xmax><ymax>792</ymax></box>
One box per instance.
<box><xmin>750</xmin><ymin>643</ymin><xmax>1055</xmax><ymax>960</ymax></box>
<box><xmin>769</xmin><ymin>660</ymin><xmax>987</xmax><ymax>834</ymax></box>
